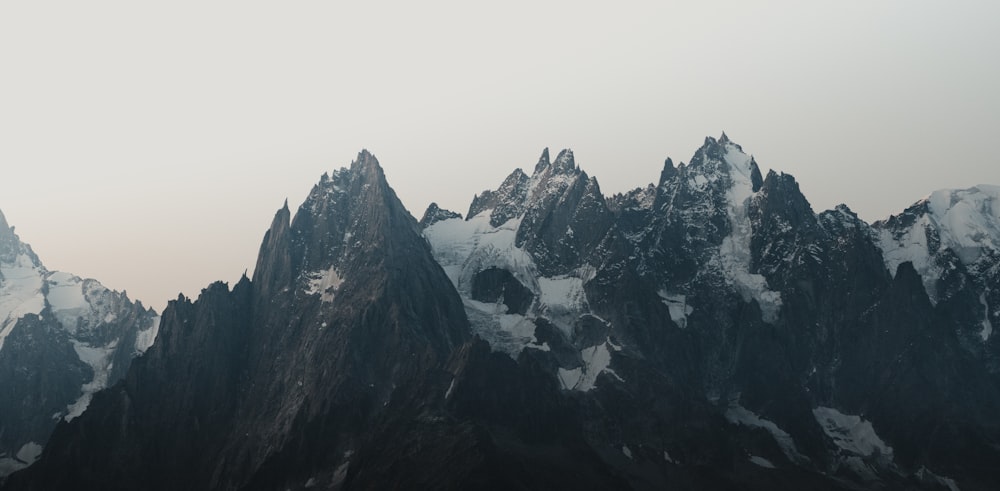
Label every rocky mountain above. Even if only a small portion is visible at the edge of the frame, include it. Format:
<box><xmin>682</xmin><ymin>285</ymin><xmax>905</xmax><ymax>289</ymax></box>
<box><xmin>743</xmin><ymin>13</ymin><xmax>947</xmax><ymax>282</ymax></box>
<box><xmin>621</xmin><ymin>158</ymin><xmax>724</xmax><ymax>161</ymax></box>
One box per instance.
<box><xmin>0</xmin><ymin>209</ymin><xmax>159</xmax><ymax>477</ymax></box>
<box><xmin>874</xmin><ymin>186</ymin><xmax>1000</xmax><ymax>371</ymax></box>
<box><xmin>5</xmin><ymin>139</ymin><xmax>1000</xmax><ymax>490</ymax></box>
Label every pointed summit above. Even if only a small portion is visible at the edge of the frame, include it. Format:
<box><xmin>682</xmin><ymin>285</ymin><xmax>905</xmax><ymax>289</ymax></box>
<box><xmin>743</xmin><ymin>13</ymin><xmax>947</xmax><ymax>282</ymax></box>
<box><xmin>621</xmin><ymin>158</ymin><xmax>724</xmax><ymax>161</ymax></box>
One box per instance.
<box><xmin>419</xmin><ymin>202</ymin><xmax>462</xmax><ymax>228</ymax></box>
<box><xmin>0</xmin><ymin>208</ymin><xmax>22</xmax><ymax>258</ymax></box>
<box><xmin>533</xmin><ymin>147</ymin><xmax>551</xmax><ymax>174</ymax></box>
<box><xmin>719</xmin><ymin>131</ymin><xmax>730</xmax><ymax>144</ymax></box>
<box><xmin>351</xmin><ymin>149</ymin><xmax>382</xmax><ymax>176</ymax></box>
<box><xmin>552</xmin><ymin>149</ymin><xmax>576</xmax><ymax>174</ymax></box>
<box><xmin>659</xmin><ymin>157</ymin><xmax>678</xmax><ymax>186</ymax></box>
<box><xmin>0</xmin><ymin>208</ymin><xmax>12</xmax><ymax>243</ymax></box>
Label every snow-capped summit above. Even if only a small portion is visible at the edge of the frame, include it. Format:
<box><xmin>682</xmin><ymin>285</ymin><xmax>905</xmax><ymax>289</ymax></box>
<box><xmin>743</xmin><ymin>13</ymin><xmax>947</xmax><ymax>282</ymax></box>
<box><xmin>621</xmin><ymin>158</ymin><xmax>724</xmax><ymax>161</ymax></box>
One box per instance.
<box><xmin>0</xmin><ymin>208</ymin><xmax>159</xmax><ymax>477</ymax></box>
<box><xmin>875</xmin><ymin>185</ymin><xmax>1000</xmax><ymax>348</ymax></box>
<box><xmin>876</xmin><ymin>185</ymin><xmax>1000</xmax><ymax>300</ymax></box>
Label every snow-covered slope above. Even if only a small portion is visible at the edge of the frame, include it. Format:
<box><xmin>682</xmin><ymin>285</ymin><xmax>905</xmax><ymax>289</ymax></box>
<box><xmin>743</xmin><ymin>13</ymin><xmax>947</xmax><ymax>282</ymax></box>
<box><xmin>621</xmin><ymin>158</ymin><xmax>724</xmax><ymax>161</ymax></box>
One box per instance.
<box><xmin>876</xmin><ymin>185</ymin><xmax>1000</xmax><ymax>302</ymax></box>
<box><xmin>875</xmin><ymin>185</ymin><xmax>1000</xmax><ymax>357</ymax></box>
<box><xmin>0</xmin><ymin>209</ymin><xmax>160</xmax><ymax>476</ymax></box>
<box><xmin>423</xmin><ymin>149</ymin><xmax>622</xmax><ymax>391</ymax></box>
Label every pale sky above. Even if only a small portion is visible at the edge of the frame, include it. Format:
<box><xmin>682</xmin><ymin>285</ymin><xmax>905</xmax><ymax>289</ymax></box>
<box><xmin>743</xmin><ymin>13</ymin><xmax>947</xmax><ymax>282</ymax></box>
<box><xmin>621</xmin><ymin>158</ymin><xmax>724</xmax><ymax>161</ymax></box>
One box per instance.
<box><xmin>2</xmin><ymin>1</ymin><xmax>999</xmax><ymax>313</ymax></box>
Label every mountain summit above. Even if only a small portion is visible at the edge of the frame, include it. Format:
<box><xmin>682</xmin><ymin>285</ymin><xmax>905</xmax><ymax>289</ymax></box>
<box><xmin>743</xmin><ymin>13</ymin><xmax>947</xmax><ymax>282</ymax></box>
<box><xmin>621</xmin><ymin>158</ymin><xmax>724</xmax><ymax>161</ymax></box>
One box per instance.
<box><xmin>0</xmin><ymin>209</ymin><xmax>159</xmax><ymax>477</ymax></box>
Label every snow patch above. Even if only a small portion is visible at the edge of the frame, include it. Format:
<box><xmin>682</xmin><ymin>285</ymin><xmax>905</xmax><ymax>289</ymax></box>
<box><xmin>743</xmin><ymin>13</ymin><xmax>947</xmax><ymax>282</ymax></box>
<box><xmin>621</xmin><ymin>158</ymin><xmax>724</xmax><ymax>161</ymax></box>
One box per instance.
<box><xmin>914</xmin><ymin>467</ymin><xmax>961</xmax><ymax>491</ymax></box>
<box><xmin>980</xmin><ymin>291</ymin><xmax>993</xmax><ymax>342</ymax></box>
<box><xmin>135</xmin><ymin>316</ymin><xmax>160</xmax><ymax>354</ymax></box>
<box><xmin>716</xmin><ymin>143</ymin><xmax>782</xmax><ymax>323</ymax></box>
<box><xmin>537</xmin><ymin>275</ymin><xmax>587</xmax><ymax>332</ymax></box>
<box><xmin>0</xmin><ymin>442</ymin><xmax>42</xmax><ymax>476</ymax></box>
<box><xmin>65</xmin><ymin>340</ymin><xmax>119</xmax><ymax>421</ymax></box>
<box><xmin>0</xmin><ymin>253</ymin><xmax>46</xmax><ymax>351</ymax></box>
<box><xmin>749</xmin><ymin>455</ymin><xmax>776</xmax><ymax>469</ymax></box>
<box><xmin>812</xmin><ymin>407</ymin><xmax>893</xmax><ymax>460</ymax></box>
<box><xmin>46</xmin><ymin>272</ymin><xmax>88</xmax><ymax>332</ymax></box>
<box><xmin>557</xmin><ymin>367</ymin><xmax>582</xmax><ymax>390</ymax></box>
<box><xmin>425</xmin><ymin>214</ymin><xmax>597</xmax><ymax>357</ymax></box>
<box><xmin>306</xmin><ymin>266</ymin><xmax>344</xmax><ymax>303</ymax></box>
<box><xmin>15</xmin><ymin>442</ymin><xmax>42</xmax><ymax>464</ymax></box>
<box><xmin>725</xmin><ymin>405</ymin><xmax>805</xmax><ymax>463</ymax></box>
<box><xmin>658</xmin><ymin>291</ymin><xmax>693</xmax><ymax>328</ymax></box>
<box><xmin>622</xmin><ymin>445</ymin><xmax>633</xmax><ymax>459</ymax></box>
<box><xmin>560</xmin><ymin>341</ymin><xmax>622</xmax><ymax>391</ymax></box>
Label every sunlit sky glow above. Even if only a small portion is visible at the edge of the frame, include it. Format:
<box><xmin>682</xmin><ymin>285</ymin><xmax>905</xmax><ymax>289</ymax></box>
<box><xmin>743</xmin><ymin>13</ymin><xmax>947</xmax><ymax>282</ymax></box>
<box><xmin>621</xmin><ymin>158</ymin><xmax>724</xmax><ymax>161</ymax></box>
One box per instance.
<box><xmin>2</xmin><ymin>1</ymin><xmax>998</xmax><ymax>312</ymax></box>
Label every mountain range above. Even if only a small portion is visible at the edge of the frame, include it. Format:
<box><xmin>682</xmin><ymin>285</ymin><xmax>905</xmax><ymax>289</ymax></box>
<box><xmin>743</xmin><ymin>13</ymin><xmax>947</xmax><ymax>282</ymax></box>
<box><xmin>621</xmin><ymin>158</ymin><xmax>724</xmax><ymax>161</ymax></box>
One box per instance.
<box><xmin>2</xmin><ymin>135</ymin><xmax>999</xmax><ymax>490</ymax></box>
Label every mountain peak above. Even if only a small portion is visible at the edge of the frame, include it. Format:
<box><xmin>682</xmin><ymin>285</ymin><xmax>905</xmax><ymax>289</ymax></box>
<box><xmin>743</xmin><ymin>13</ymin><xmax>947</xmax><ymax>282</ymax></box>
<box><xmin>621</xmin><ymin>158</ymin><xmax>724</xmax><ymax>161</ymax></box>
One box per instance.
<box><xmin>351</xmin><ymin>149</ymin><xmax>382</xmax><ymax>175</ymax></box>
<box><xmin>420</xmin><ymin>202</ymin><xmax>462</xmax><ymax>228</ymax></box>
<box><xmin>719</xmin><ymin>131</ymin><xmax>730</xmax><ymax>143</ymax></box>
<box><xmin>552</xmin><ymin>148</ymin><xmax>576</xmax><ymax>174</ymax></box>
<box><xmin>533</xmin><ymin>147</ymin><xmax>551</xmax><ymax>174</ymax></box>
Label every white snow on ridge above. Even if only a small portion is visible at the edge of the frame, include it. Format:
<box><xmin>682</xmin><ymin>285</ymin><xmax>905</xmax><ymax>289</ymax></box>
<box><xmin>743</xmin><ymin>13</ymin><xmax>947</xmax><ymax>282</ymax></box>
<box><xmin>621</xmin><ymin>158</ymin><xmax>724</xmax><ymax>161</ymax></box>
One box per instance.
<box><xmin>0</xmin><ymin>252</ymin><xmax>46</xmax><ymax>351</ymax></box>
<box><xmin>65</xmin><ymin>339</ymin><xmax>119</xmax><ymax>421</ymax></box>
<box><xmin>725</xmin><ymin>404</ymin><xmax>805</xmax><ymax>463</ymax></box>
<box><xmin>749</xmin><ymin>455</ymin><xmax>776</xmax><ymax>469</ymax></box>
<box><xmin>558</xmin><ymin>341</ymin><xmax>623</xmax><ymax>391</ymax></box>
<box><xmin>46</xmin><ymin>272</ymin><xmax>88</xmax><ymax>334</ymax></box>
<box><xmin>981</xmin><ymin>292</ymin><xmax>993</xmax><ymax>342</ymax></box>
<box><xmin>135</xmin><ymin>316</ymin><xmax>161</xmax><ymax>354</ymax></box>
<box><xmin>424</xmin><ymin>212</ymin><xmax>537</xmax><ymax>294</ymax></box>
<box><xmin>425</xmin><ymin>213</ymin><xmax>548</xmax><ymax>356</ymax></box>
<box><xmin>715</xmin><ymin>142</ymin><xmax>782</xmax><ymax>323</ymax></box>
<box><xmin>305</xmin><ymin>266</ymin><xmax>344</xmax><ymax>303</ymax></box>
<box><xmin>879</xmin><ymin>185</ymin><xmax>1000</xmax><ymax>303</ymax></box>
<box><xmin>657</xmin><ymin>291</ymin><xmax>693</xmax><ymax>328</ymax></box>
<box><xmin>812</xmin><ymin>407</ymin><xmax>893</xmax><ymax>460</ymax></box>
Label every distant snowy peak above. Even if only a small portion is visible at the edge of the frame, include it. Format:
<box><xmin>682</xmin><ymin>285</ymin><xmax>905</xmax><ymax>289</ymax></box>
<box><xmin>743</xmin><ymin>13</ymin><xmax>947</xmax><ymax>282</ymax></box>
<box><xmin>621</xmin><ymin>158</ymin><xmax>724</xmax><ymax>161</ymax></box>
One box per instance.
<box><xmin>0</xmin><ymin>209</ymin><xmax>160</xmax><ymax>351</ymax></box>
<box><xmin>419</xmin><ymin>203</ymin><xmax>462</xmax><ymax>228</ymax></box>
<box><xmin>875</xmin><ymin>185</ymin><xmax>1000</xmax><ymax>301</ymax></box>
<box><xmin>0</xmin><ymin>220</ymin><xmax>45</xmax><ymax>351</ymax></box>
<box><xmin>0</xmin><ymin>208</ymin><xmax>160</xmax><ymax>474</ymax></box>
<box><xmin>925</xmin><ymin>185</ymin><xmax>1000</xmax><ymax>263</ymax></box>
<box><xmin>683</xmin><ymin>134</ymin><xmax>764</xmax><ymax>194</ymax></box>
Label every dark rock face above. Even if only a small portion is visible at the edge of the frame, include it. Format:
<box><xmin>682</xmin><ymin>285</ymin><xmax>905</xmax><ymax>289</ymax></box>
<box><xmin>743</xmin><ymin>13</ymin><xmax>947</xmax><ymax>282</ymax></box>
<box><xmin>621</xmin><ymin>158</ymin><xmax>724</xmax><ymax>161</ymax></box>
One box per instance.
<box><xmin>471</xmin><ymin>267</ymin><xmax>533</xmax><ymax>315</ymax></box>
<box><xmin>7</xmin><ymin>140</ymin><xmax>1000</xmax><ymax>491</ymax></box>
<box><xmin>0</xmin><ymin>315</ymin><xmax>88</xmax><ymax>469</ymax></box>
<box><xmin>4</xmin><ymin>151</ymin><xmax>473</xmax><ymax>490</ymax></box>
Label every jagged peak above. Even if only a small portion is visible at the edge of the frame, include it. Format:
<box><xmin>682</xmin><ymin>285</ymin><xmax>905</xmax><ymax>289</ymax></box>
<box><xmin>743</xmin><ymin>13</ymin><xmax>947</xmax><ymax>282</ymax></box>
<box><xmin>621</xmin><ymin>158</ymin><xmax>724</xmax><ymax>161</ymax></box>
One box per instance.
<box><xmin>533</xmin><ymin>147</ymin><xmax>551</xmax><ymax>174</ymax></box>
<box><xmin>533</xmin><ymin>148</ymin><xmax>577</xmax><ymax>176</ymax></box>
<box><xmin>350</xmin><ymin>149</ymin><xmax>383</xmax><ymax>177</ymax></box>
<box><xmin>420</xmin><ymin>202</ymin><xmax>462</xmax><ymax>228</ymax></box>
<box><xmin>719</xmin><ymin>131</ymin><xmax>730</xmax><ymax>143</ymax></box>
<box><xmin>658</xmin><ymin>157</ymin><xmax>678</xmax><ymax>186</ymax></box>
<box><xmin>553</xmin><ymin>149</ymin><xmax>576</xmax><ymax>173</ymax></box>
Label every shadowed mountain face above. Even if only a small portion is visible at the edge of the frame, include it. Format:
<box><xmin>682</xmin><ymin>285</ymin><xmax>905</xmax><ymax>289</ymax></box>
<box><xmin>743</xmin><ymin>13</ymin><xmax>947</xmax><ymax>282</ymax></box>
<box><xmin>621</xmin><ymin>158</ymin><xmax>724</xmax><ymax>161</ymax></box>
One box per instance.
<box><xmin>6</xmin><ymin>140</ymin><xmax>1000</xmax><ymax>490</ymax></box>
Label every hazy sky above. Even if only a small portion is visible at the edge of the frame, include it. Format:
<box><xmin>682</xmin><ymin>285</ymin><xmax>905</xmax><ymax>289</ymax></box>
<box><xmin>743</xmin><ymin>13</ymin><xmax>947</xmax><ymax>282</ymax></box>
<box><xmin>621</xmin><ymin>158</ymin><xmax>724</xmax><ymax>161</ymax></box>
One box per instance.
<box><xmin>2</xmin><ymin>1</ymin><xmax>999</xmax><ymax>313</ymax></box>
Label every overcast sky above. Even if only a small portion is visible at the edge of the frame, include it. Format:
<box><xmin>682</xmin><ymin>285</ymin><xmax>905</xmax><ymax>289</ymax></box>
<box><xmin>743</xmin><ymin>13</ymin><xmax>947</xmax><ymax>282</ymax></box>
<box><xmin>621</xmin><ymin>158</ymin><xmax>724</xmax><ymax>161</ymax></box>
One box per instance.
<box><xmin>2</xmin><ymin>1</ymin><xmax>999</xmax><ymax>313</ymax></box>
